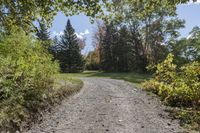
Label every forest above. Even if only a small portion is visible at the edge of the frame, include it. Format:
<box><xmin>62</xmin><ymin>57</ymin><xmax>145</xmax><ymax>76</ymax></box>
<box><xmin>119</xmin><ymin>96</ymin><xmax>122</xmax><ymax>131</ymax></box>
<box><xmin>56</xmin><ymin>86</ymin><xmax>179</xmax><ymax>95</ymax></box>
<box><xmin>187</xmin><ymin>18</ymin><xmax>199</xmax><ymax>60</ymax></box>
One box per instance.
<box><xmin>0</xmin><ymin>0</ymin><xmax>199</xmax><ymax>132</ymax></box>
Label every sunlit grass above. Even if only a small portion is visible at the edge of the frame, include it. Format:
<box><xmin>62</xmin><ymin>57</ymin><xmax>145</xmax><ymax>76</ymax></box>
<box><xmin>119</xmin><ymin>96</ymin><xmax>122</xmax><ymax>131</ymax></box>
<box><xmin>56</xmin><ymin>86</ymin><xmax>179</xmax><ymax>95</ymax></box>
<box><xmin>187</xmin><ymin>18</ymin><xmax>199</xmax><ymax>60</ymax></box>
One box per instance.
<box><xmin>59</xmin><ymin>71</ymin><xmax>151</xmax><ymax>88</ymax></box>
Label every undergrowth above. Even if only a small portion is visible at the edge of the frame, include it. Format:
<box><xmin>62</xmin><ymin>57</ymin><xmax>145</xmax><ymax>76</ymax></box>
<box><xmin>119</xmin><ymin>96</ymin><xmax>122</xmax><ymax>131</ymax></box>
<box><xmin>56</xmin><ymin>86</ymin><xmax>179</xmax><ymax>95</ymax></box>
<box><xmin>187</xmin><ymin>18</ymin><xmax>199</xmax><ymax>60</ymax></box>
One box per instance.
<box><xmin>143</xmin><ymin>53</ymin><xmax>200</xmax><ymax>131</ymax></box>
<box><xmin>0</xmin><ymin>28</ymin><xmax>83</xmax><ymax>132</ymax></box>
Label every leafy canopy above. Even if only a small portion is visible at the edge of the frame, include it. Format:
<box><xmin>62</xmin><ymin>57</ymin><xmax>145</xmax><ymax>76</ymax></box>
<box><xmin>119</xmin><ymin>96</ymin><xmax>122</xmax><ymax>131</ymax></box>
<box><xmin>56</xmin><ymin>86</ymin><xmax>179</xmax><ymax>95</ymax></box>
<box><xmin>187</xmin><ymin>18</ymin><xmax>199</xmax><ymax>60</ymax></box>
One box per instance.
<box><xmin>0</xmin><ymin>0</ymin><xmax>108</xmax><ymax>31</ymax></box>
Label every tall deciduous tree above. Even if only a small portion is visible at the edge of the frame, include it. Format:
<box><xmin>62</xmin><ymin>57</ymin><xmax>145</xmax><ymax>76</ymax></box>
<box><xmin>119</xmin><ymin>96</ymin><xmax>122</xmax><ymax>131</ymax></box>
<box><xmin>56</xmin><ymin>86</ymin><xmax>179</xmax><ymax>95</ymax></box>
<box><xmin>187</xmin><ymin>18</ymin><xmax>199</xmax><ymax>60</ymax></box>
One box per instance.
<box><xmin>168</xmin><ymin>26</ymin><xmax>200</xmax><ymax>65</ymax></box>
<box><xmin>59</xmin><ymin>19</ymin><xmax>84</xmax><ymax>73</ymax></box>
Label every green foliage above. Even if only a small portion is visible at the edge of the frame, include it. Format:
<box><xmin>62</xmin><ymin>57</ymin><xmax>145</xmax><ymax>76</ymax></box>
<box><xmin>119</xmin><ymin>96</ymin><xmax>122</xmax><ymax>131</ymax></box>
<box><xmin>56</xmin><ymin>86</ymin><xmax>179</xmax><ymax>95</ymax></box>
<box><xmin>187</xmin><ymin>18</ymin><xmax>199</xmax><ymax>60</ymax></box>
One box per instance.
<box><xmin>36</xmin><ymin>21</ymin><xmax>51</xmax><ymax>49</ymax></box>
<box><xmin>143</xmin><ymin>53</ymin><xmax>200</xmax><ymax>130</ymax></box>
<box><xmin>100</xmin><ymin>23</ymin><xmax>117</xmax><ymax>71</ymax></box>
<box><xmin>169</xmin><ymin>26</ymin><xmax>200</xmax><ymax>66</ymax></box>
<box><xmin>0</xmin><ymin>28</ymin><xmax>59</xmax><ymax>130</ymax></box>
<box><xmin>85</xmin><ymin>51</ymin><xmax>100</xmax><ymax>70</ymax></box>
<box><xmin>143</xmin><ymin>53</ymin><xmax>200</xmax><ymax>107</ymax></box>
<box><xmin>0</xmin><ymin>0</ymin><xmax>108</xmax><ymax>31</ymax></box>
<box><xmin>98</xmin><ymin>23</ymin><xmax>147</xmax><ymax>72</ymax></box>
<box><xmin>166</xmin><ymin>108</ymin><xmax>200</xmax><ymax>131</ymax></box>
<box><xmin>57</xmin><ymin>19</ymin><xmax>84</xmax><ymax>73</ymax></box>
<box><xmin>106</xmin><ymin>0</ymin><xmax>185</xmax><ymax>66</ymax></box>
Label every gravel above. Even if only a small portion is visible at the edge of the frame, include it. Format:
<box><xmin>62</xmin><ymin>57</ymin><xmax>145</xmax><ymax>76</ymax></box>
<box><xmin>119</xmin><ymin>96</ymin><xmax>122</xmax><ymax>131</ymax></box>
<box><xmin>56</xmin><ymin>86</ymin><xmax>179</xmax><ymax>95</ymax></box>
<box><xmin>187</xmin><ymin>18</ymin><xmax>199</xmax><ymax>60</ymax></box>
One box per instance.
<box><xmin>26</xmin><ymin>78</ymin><xmax>186</xmax><ymax>133</ymax></box>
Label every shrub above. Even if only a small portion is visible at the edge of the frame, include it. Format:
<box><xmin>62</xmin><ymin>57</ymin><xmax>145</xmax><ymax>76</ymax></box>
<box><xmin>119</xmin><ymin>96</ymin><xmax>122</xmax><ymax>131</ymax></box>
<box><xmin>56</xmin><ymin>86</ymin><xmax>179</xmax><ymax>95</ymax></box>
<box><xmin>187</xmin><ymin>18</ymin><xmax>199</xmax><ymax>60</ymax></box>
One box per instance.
<box><xmin>0</xmin><ymin>28</ymin><xmax>59</xmax><ymax>131</ymax></box>
<box><xmin>143</xmin><ymin>53</ymin><xmax>200</xmax><ymax>107</ymax></box>
<box><xmin>85</xmin><ymin>61</ymin><xmax>100</xmax><ymax>70</ymax></box>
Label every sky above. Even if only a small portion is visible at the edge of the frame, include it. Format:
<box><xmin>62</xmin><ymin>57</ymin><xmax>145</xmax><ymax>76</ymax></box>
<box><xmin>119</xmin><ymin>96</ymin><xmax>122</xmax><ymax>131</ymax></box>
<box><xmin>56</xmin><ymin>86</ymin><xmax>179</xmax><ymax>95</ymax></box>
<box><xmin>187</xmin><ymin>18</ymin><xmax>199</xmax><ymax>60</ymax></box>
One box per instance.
<box><xmin>50</xmin><ymin>2</ymin><xmax>200</xmax><ymax>54</ymax></box>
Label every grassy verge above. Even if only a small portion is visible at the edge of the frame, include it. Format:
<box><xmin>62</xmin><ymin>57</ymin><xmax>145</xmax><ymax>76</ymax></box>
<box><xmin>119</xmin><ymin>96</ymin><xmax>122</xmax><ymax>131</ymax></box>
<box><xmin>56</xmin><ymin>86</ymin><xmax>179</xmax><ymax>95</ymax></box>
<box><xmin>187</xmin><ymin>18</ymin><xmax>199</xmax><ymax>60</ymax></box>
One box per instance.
<box><xmin>1</xmin><ymin>77</ymin><xmax>83</xmax><ymax>132</ymax></box>
<box><xmin>59</xmin><ymin>71</ymin><xmax>151</xmax><ymax>88</ymax></box>
<box><xmin>23</xmin><ymin>77</ymin><xmax>83</xmax><ymax>131</ymax></box>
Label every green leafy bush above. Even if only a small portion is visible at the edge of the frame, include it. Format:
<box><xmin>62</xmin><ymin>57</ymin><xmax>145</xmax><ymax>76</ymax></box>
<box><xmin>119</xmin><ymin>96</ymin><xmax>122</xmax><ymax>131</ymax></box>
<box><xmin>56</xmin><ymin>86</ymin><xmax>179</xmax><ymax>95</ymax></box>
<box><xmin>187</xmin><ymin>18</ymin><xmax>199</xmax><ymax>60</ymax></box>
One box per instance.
<box><xmin>143</xmin><ymin>53</ymin><xmax>200</xmax><ymax>130</ymax></box>
<box><xmin>143</xmin><ymin>53</ymin><xmax>200</xmax><ymax>106</ymax></box>
<box><xmin>0</xmin><ymin>28</ymin><xmax>59</xmax><ymax>131</ymax></box>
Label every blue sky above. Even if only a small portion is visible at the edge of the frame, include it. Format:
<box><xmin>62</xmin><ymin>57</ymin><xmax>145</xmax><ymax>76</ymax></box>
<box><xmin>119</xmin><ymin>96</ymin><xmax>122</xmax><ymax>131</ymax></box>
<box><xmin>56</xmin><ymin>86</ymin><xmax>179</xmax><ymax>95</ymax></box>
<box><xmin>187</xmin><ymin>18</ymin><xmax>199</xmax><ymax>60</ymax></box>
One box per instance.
<box><xmin>50</xmin><ymin>2</ymin><xmax>200</xmax><ymax>54</ymax></box>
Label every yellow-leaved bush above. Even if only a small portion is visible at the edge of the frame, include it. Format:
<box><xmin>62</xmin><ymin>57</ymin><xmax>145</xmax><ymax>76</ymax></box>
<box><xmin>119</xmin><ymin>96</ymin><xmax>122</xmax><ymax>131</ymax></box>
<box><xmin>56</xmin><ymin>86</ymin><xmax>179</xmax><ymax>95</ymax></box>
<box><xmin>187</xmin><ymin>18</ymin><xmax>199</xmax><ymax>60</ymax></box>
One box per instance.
<box><xmin>143</xmin><ymin>53</ymin><xmax>200</xmax><ymax>107</ymax></box>
<box><xmin>0</xmin><ymin>28</ymin><xmax>59</xmax><ymax>131</ymax></box>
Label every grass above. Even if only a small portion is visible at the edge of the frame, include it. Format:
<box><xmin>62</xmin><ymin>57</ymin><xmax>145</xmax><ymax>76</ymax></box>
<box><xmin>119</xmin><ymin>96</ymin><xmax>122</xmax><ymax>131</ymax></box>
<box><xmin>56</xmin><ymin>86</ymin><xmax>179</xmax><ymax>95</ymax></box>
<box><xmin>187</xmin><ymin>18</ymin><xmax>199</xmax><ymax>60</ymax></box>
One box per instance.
<box><xmin>59</xmin><ymin>71</ymin><xmax>151</xmax><ymax>88</ymax></box>
<box><xmin>21</xmin><ymin>77</ymin><xmax>83</xmax><ymax>131</ymax></box>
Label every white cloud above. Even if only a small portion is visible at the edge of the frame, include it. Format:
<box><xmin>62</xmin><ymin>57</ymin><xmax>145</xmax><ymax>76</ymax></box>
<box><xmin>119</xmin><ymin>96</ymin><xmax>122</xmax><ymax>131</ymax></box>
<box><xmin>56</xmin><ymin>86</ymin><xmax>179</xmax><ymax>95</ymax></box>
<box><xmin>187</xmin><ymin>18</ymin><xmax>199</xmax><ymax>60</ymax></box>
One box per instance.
<box><xmin>75</xmin><ymin>33</ymin><xmax>84</xmax><ymax>39</ymax></box>
<box><xmin>184</xmin><ymin>0</ymin><xmax>200</xmax><ymax>5</ymax></box>
<box><xmin>52</xmin><ymin>29</ymin><xmax>90</xmax><ymax>39</ymax></box>
<box><xmin>79</xmin><ymin>29</ymin><xmax>90</xmax><ymax>36</ymax></box>
<box><xmin>85</xmin><ymin>29</ymin><xmax>90</xmax><ymax>34</ymax></box>
<box><xmin>187</xmin><ymin>34</ymin><xmax>193</xmax><ymax>39</ymax></box>
<box><xmin>51</xmin><ymin>31</ymin><xmax>64</xmax><ymax>38</ymax></box>
<box><xmin>76</xmin><ymin>29</ymin><xmax>90</xmax><ymax>39</ymax></box>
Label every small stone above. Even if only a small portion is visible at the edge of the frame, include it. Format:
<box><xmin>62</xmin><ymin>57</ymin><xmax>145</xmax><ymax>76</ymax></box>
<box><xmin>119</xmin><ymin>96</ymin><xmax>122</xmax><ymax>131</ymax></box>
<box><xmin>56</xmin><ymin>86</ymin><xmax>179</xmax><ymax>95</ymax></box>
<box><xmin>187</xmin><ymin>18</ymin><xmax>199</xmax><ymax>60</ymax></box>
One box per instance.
<box><xmin>141</xmin><ymin>126</ymin><xmax>144</xmax><ymax>128</ymax></box>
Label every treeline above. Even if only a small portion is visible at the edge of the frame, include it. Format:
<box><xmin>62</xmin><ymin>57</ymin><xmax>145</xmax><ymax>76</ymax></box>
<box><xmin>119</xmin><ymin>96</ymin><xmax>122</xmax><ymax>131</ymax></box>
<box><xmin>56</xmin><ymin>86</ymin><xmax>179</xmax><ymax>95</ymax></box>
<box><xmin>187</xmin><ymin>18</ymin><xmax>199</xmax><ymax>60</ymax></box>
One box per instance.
<box><xmin>87</xmin><ymin>23</ymin><xmax>148</xmax><ymax>72</ymax></box>
<box><xmin>36</xmin><ymin>19</ymin><xmax>85</xmax><ymax>73</ymax></box>
<box><xmin>85</xmin><ymin>1</ymin><xmax>199</xmax><ymax>73</ymax></box>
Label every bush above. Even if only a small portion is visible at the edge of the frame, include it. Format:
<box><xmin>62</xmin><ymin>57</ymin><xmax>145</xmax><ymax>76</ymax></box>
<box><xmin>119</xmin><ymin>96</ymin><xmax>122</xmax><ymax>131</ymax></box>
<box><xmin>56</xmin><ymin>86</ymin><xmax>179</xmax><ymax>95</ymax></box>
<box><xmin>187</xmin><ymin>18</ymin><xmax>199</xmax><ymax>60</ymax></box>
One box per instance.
<box><xmin>143</xmin><ymin>53</ymin><xmax>200</xmax><ymax>130</ymax></box>
<box><xmin>0</xmin><ymin>28</ymin><xmax>59</xmax><ymax>131</ymax></box>
<box><xmin>143</xmin><ymin>53</ymin><xmax>200</xmax><ymax>107</ymax></box>
<box><xmin>85</xmin><ymin>61</ymin><xmax>100</xmax><ymax>70</ymax></box>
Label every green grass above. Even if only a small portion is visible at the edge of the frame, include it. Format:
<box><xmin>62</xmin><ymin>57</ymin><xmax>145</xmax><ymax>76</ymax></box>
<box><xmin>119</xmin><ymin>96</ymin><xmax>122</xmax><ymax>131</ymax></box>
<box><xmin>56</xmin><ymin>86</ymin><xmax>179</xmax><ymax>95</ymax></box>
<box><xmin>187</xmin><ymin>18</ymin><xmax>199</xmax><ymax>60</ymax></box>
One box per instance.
<box><xmin>59</xmin><ymin>71</ymin><xmax>151</xmax><ymax>88</ymax></box>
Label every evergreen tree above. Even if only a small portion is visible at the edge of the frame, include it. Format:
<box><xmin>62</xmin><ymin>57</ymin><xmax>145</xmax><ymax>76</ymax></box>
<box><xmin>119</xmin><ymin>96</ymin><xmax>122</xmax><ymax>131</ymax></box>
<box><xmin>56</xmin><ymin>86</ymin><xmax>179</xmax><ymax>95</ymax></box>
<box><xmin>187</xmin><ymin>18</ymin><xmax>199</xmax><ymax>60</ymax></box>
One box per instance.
<box><xmin>99</xmin><ymin>23</ymin><xmax>148</xmax><ymax>72</ymax></box>
<box><xmin>59</xmin><ymin>19</ymin><xmax>84</xmax><ymax>72</ymax></box>
<box><xmin>100</xmin><ymin>24</ymin><xmax>115</xmax><ymax>71</ymax></box>
<box><xmin>36</xmin><ymin>21</ymin><xmax>51</xmax><ymax>49</ymax></box>
<box><xmin>49</xmin><ymin>36</ymin><xmax>60</xmax><ymax>60</ymax></box>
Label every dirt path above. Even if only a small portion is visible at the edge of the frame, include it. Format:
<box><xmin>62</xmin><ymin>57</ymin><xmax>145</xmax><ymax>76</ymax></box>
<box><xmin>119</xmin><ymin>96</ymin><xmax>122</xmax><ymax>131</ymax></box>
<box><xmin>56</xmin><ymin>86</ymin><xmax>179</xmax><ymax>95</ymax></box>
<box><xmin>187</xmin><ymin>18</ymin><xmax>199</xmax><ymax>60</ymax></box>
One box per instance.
<box><xmin>27</xmin><ymin>78</ymin><xmax>185</xmax><ymax>133</ymax></box>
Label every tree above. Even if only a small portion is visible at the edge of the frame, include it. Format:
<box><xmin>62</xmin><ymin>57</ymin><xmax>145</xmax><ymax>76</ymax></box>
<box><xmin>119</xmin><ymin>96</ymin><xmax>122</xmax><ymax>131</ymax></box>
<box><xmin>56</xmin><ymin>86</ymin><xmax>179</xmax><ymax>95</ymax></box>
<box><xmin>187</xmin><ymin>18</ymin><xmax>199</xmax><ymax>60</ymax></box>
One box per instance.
<box><xmin>168</xmin><ymin>26</ymin><xmax>200</xmax><ymax>65</ymax></box>
<box><xmin>85</xmin><ymin>50</ymin><xmax>100</xmax><ymax>70</ymax></box>
<box><xmin>36</xmin><ymin>21</ymin><xmax>51</xmax><ymax>49</ymax></box>
<box><xmin>77</xmin><ymin>37</ymin><xmax>86</xmax><ymax>51</ymax></box>
<box><xmin>0</xmin><ymin>0</ymin><xmax>108</xmax><ymax>32</ymax></box>
<box><xmin>92</xmin><ymin>21</ymin><xmax>106</xmax><ymax>67</ymax></box>
<box><xmin>187</xmin><ymin>26</ymin><xmax>200</xmax><ymax>61</ymax></box>
<box><xmin>1</xmin><ymin>0</ymin><xmax>197</xmax><ymax>32</ymax></box>
<box><xmin>100</xmin><ymin>23</ymin><xmax>116</xmax><ymax>71</ymax></box>
<box><xmin>108</xmin><ymin>0</ymin><xmax>185</xmax><ymax>66</ymax></box>
<box><xmin>49</xmin><ymin>36</ymin><xmax>60</xmax><ymax>60</ymax></box>
<box><xmin>58</xmin><ymin>19</ymin><xmax>84</xmax><ymax>73</ymax></box>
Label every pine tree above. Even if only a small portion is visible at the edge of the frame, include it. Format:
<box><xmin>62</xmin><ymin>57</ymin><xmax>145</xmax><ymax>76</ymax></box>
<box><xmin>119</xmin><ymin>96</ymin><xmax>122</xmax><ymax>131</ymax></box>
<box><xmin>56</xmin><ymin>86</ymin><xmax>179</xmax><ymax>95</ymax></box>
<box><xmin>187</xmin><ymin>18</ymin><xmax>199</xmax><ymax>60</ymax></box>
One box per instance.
<box><xmin>49</xmin><ymin>36</ymin><xmax>60</xmax><ymax>60</ymax></box>
<box><xmin>36</xmin><ymin>21</ymin><xmax>51</xmax><ymax>49</ymax></box>
<box><xmin>100</xmin><ymin>24</ymin><xmax>114</xmax><ymax>71</ymax></box>
<box><xmin>59</xmin><ymin>19</ymin><xmax>84</xmax><ymax>72</ymax></box>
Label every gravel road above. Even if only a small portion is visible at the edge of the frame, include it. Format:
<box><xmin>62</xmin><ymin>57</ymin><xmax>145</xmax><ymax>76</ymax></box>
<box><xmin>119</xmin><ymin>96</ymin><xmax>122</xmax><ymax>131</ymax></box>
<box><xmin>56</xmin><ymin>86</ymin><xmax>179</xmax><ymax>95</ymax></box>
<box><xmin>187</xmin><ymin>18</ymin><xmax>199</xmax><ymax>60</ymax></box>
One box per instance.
<box><xmin>27</xmin><ymin>78</ymin><xmax>186</xmax><ymax>133</ymax></box>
